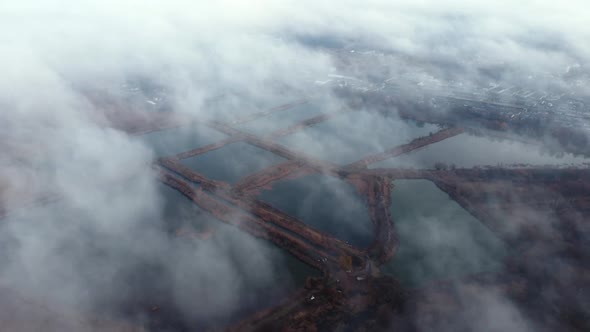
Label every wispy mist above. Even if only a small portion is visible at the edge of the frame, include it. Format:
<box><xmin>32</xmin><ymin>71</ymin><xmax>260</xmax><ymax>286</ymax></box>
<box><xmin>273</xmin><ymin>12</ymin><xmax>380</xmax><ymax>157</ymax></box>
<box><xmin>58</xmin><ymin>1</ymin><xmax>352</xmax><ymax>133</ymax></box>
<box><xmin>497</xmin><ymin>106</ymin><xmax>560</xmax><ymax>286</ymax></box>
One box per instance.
<box><xmin>1</xmin><ymin>0</ymin><xmax>588</xmax><ymax>330</ymax></box>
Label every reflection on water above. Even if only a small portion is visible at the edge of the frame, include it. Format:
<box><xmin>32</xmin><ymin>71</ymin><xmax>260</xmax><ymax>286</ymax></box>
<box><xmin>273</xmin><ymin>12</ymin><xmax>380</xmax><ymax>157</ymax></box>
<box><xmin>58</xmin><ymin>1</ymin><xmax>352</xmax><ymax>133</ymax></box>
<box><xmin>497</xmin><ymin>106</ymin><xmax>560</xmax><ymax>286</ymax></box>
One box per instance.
<box><xmin>382</xmin><ymin>180</ymin><xmax>507</xmax><ymax>288</ymax></box>
<box><xmin>258</xmin><ymin>174</ymin><xmax>374</xmax><ymax>248</ymax></box>
<box><xmin>181</xmin><ymin>142</ymin><xmax>286</xmax><ymax>183</ymax></box>
<box><xmin>277</xmin><ymin>111</ymin><xmax>439</xmax><ymax>164</ymax></box>
<box><xmin>372</xmin><ymin>133</ymin><xmax>590</xmax><ymax>169</ymax></box>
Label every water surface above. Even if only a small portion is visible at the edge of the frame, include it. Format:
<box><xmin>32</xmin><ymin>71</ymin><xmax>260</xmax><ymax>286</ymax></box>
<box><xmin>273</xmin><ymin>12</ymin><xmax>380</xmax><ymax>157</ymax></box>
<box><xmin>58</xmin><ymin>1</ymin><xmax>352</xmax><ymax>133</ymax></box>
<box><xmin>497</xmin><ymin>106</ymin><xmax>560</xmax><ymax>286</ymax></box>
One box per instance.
<box><xmin>382</xmin><ymin>180</ymin><xmax>507</xmax><ymax>288</ymax></box>
<box><xmin>236</xmin><ymin>102</ymin><xmax>324</xmax><ymax>135</ymax></box>
<box><xmin>277</xmin><ymin>111</ymin><xmax>440</xmax><ymax>164</ymax></box>
<box><xmin>136</xmin><ymin>124</ymin><xmax>226</xmax><ymax>157</ymax></box>
<box><xmin>258</xmin><ymin>174</ymin><xmax>374</xmax><ymax>248</ymax></box>
<box><xmin>181</xmin><ymin>142</ymin><xmax>286</xmax><ymax>183</ymax></box>
<box><xmin>372</xmin><ymin>133</ymin><xmax>590</xmax><ymax>169</ymax></box>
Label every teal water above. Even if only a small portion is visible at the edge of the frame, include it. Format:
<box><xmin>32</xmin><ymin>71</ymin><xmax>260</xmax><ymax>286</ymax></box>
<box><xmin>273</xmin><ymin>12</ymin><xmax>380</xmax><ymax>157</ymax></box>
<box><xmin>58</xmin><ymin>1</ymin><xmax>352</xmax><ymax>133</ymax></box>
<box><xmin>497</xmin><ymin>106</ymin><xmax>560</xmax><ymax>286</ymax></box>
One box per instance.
<box><xmin>277</xmin><ymin>111</ymin><xmax>440</xmax><ymax>164</ymax></box>
<box><xmin>372</xmin><ymin>133</ymin><xmax>590</xmax><ymax>169</ymax></box>
<box><xmin>258</xmin><ymin>174</ymin><xmax>374</xmax><ymax>248</ymax></box>
<box><xmin>180</xmin><ymin>142</ymin><xmax>286</xmax><ymax>183</ymax></box>
<box><xmin>158</xmin><ymin>184</ymin><xmax>318</xmax><ymax>290</ymax></box>
<box><xmin>136</xmin><ymin>124</ymin><xmax>226</xmax><ymax>157</ymax></box>
<box><xmin>381</xmin><ymin>180</ymin><xmax>507</xmax><ymax>288</ymax></box>
<box><xmin>236</xmin><ymin>102</ymin><xmax>324</xmax><ymax>135</ymax></box>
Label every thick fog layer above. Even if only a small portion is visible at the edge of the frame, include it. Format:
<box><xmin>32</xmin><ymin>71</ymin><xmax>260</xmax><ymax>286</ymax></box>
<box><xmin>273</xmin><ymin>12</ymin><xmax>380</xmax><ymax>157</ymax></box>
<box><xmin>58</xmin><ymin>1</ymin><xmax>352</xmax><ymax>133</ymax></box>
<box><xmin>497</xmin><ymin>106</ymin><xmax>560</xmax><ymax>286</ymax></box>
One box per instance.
<box><xmin>0</xmin><ymin>1</ymin><xmax>588</xmax><ymax>330</ymax></box>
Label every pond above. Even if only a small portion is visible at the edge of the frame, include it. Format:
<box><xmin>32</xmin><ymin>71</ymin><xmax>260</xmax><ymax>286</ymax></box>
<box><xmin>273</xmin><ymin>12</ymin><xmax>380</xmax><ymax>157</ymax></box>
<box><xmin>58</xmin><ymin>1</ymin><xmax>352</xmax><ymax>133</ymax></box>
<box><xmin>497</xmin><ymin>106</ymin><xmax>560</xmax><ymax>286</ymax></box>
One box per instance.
<box><xmin>236</xmin><ymin>101</ymin><xmax>324</xmax><ymax>135</ymax></box>
<box><xmin>258</xmin><ymin>174</ymin><xmax>374</xmax><ymax>248</ymax></box>
<box><xmin>156</xmin><ymin>183</ymin><xmax>320</xmax><ymax>328</ymax></box>
<box><xmin>381</xmin><ymin>180</ymin><xmax>507</xmax><ymax>288</ymax></box>
<box><xmin>135</xmin><ymin>124</ymin><xmax>226</xmax><ymax>157</ymax></box>
<box><xmin>372</xmin><ymin>133</ymin><xmax>590</xmax><ymax>169</ymax></box>
<box><xmin>277</xmin><ymin>111</ymin><xmax>440</xmax><ymax>164</ymax></box>
<box><xmin>180</xmin><ymin>142</ymin><xmax>286</xmax><ymax>184</ymax></box>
